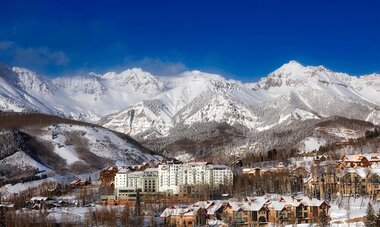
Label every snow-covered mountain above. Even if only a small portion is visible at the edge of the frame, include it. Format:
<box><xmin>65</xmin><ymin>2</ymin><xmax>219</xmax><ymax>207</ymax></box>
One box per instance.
<box><xmin>0</xmin><ymin>61</ymin><xmax>379</xmax><ymax>157</ymax></box>
<box><xmin>102</xmin><ymin>61</ymin><xmax>380</xmax><ymax>138</ymax></box>
<box><xmin>0</xmin><ymin>112</ymin><xmax>161</xmax><ymax>190</ymax></box>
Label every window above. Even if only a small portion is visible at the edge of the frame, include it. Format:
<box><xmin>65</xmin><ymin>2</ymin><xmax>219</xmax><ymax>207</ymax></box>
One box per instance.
<box><xmin>252</xmin><ymin>211</ymin><xmax>258</xmax><ymax>221</ymax></box>
<box><xmin>296</xmin><ymin>207</ymin><xmax>302</xmax><ymax>219</ymax></box>
<box><xmin>235</xmin><ymin>212</ymin><xmax>243</xmax><ymax>223</ymax></box>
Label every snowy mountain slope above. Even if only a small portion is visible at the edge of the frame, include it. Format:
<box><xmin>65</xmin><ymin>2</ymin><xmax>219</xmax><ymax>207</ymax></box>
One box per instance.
<box><xmin>0</xmin><ymin>61</ymin><xmax>380</xmax><ymax>158</ymax></box>
<box><xmin>0</xmin><ymin>112</ymin><xmax>162</xmax><ymax>186</ymax></box>
<box><xmin>0</xmin><ymin>64</ymin><xmax>85</xmax><ymax>118</ymax></box>
<box><xmin>102</xmin><ymin>61</ymin><xmax>380</xmax><ymax>140</ymax></box>
<box><xmin>53</xmin><ymin>68</ymin><xmax>164</xmax><ymax>119</ymax></box>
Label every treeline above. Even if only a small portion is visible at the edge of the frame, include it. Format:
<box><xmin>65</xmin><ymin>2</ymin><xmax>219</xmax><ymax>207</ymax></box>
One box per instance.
<box><xmin>84</xmin><ymin>206</ymin><xmax>150</xmax><ymax>226</ymax></box>
<box><xmin>3</xmin><ymin>205</ymin><xmax>154</xmax><ymax>227</ymax></box>
<box><xmin>0</xmin><ymin>129</ymin><xmax>25</xmax><ymax>159</ymax></box>
<box><xmin>365</xmin><ymin>128</ymin><xmax>380</xmax><ymax>139</ymax></box>
<box><xmin>0</xmin><ymin>168</ymin><xmax>47</xmax><ymax>187</ymax></box>
<box><xmin>0</xmin><ymin>112</ymin><xmax>94</xmax><ymax>129</ymax></box>
<box><xmin>240</xmin><ymin>148</ymin><xmax>299</xmax><ymax>166</ymax></box>
<box><xmin>233</xmin><ymin>170</ymin><xmax>303</xmax><ymax>198</ymax></box>
<box><xmin>318</xmin><ymin>128</ymin><xmax>380</xmax><ymax>156</ymax></box>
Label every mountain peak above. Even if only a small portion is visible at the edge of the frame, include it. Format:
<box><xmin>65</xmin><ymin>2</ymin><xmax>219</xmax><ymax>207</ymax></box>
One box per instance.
<box><xmin>179</xmin><ymin>70</ymin><xmax>226</xmax><ymax>82</ymax></box>
<box><xmin>288</xmin><ymin>60</ymin><xmax>302</xmax><ymax>65</ymax></box>
<box><xmin>278</xmin><ymin>60</ymin><xmax>304</xmax><ymax>71</ymax></box>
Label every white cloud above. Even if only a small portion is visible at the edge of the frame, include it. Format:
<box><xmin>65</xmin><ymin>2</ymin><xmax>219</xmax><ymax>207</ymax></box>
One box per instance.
<box><xmin>0</xmin><ymin>40</ymin><xmax>70</xmax><ymax>67</ymax></box>
<box><xmin>0</xmin><ymin>41</ymin><xmax>15</xmax><ymax>50</ymax></box>
<box><xmin>124</xmin><ymin>57</ymin><xmax>187</xmax><ymax>75</ymax></box>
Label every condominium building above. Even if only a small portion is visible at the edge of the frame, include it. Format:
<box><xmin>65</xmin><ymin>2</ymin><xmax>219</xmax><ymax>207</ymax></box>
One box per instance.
<box><xmin>158</xmin><ymin>162</ymin><xmax>233</xmax><ymax>195</ymax></box>
<box><xmin>142</xmin><ymin>168</ymin><xmax>159</xmax><ymax>193</ymax></box>
<box><xmin>114</xmin><ymin>169</ymin><xmax>128</xmax><ymax>189</ymax></box>
<box><xmin>158</xmin><ymin>161</ymin><xmax>182</xmax><ymax>194</ymax></box>
<box><xmin>114</xmin><ymin>161</ymin><xmax>233</xmax><ymax>196</ymax></box>
<box><xmin>114</xmin><ymin>168</ymin><xmax>158</xmax><ymax>193</ymax></box>
<box><xmin>210</xmin><ymin>164</ymin><xmax>234</xmax><ymax>188</ymax></box>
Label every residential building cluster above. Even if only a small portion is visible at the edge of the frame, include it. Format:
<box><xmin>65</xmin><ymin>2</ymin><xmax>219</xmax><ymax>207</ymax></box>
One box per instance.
<box><xmin>160</xmin><ymin>195</ymin><xmax>329</xmax><ymax>226</ymax></box>
<box><xmin>240</xmin><ymin>153</ymin><xmax>380</xmax><ymax>201</ymax></box>
<box><xmin>304</xmin><ymin>153</ymin><xmax>380</xmax><ymax>200</ymax></box>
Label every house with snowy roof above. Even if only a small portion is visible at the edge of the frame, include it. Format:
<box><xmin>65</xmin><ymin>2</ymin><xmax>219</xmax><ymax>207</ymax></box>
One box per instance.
<box><xmin>160</xmin><ymin>204</ymin><xmax>208</xmax><ymax>227</ymax></box>
<box><xmin>337</xmin><ymin>153</ymin><xmax>380</xmax><ymax>171</ymax></box>
<box><xmin>367</xmin><ymin>168</ymin><xmax>380</xmax><ymax>200</ymax></box>
<box><xmin>160</xmin><ymin>196</ymin><xmax>329</xmax><ymax>226</ymax></box>
<box><xmin>223</xmin><ymin>199</ymin><xmax>270</xmax><ymax>225</ymax></box>
<box><xmin>269</xmin><ymin>195</ymin><xmax>329</xmax><ymax>225</ymax></box>
<box><xmin>336</xmin><ymin>167</ymin><xmax>369</xmax><ymax>196</ymax></box>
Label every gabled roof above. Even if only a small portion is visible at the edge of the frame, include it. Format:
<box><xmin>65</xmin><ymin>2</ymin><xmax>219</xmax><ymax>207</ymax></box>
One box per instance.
<box><xmin>337</xmin><ymin>167</ymin><xmax>369</xmax><ymax>178</ymax></box>
<box><xmin>341</xmin><ymin>153</ymin><xmax>380</xmax><ymax>163</ymax></box>
<box><xmin>369</xmin><ymin>168</ymin><xmax>380</xmax><ymax>177</ymax></box>
<box><xmin>295</xmin><ymin>196</ymin><xmax>326</xmax><ymax>207</ymax></box>
<box><xmin>228</xmin><ymin>198</ymin><xmax>268</xmax><ymax>212</ymax></box>
<box><xmin>268</xmin><ymin>201</ymin><xmax>286</xmax><ymax>211</ymax></box>
<box><xmin>279</xmin><ymin>196</ymin><xmax>293</xmax><ymax>203</ymax></box>
<box><xmin>30</xmin><ymin>197</ymin><xmax>48</xmax><ymax>201</ymax></box>
<box><xmin>206</xmin><ymin>200</ymin><xmax>226</xmax><ymax>215</ymax></box>
<box><xmin>160</xmin><ymin>205</ymin><xmax>199</xmax><ymax>218</ymax></box>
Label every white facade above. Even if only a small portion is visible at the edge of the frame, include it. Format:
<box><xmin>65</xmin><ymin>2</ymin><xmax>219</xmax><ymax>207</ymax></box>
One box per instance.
<box><xmin>126</xmin><ymin>171</ymin><xmax>143</xmax><ymax>189</ymax></box>
<box><xmin>115</xmin><ymin>171</ymin><xmax>128</xmax><ymax>189</ymax></box>
<box><xmin>158</xmin><ymin>162</ymin><xmax>181</xmax><ymax>194</ymax></box>
<box><xmin>158</xmin><ymin>162</ymin><xmax>234</xmax><ymax>194</ymax></box>
<box><xmin>179</xmin><ymin>162</ymin><xmax>212</xmax><ymax>185</ymax></box>
<box><xmin>210</xmin><ymin>165</ymin><xmax>234</xmax><ymax>188</ymax></box>
<box><xmin>115</xmin><ymin>168</ymin><xmax>159</xmax><ymax>193</ymax></box>
<box><xmin>115</xmin><ymin>162</ymin><xmax>233</xmax><ymax>195</ymax></box>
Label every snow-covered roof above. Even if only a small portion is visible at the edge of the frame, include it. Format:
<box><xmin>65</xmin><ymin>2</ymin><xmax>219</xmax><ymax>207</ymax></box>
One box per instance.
<box><xmin>369</xmin><ymin>168</ymin><xmax>380</xmax><ymax>177</ymax></box>
<box><xmin>30</xmin><ymin>197</ymin><xmax>48</xmax><ymax>201</ymax></box>
<box><xmin>269</xmin><ymin>201</ymin><xmax>286</xmax><ymax>211</ymax></box>
<box><xmin>295</xmin><ymin>196</ymin><xmax>325</xmax><ymax>207</ymax></box>
<box><xmin>144</xmin><ymin>168</ymin><xmax>158</xmax><ymax>172</ymax></box>
<box><xmin>210</xmin><ymin>164</ymin><xmax>230</xmax><ymax>170</ymax></box>
<box><xmin>279</xmin><ymin>196</ymin><xmax>293</xmax><ymax>203</ymax></box>
<box><xmin>355</xmin><ymin>168</ymin><xmax>369</xmax><ymax>178</ymax></box>
<box><xmin>362</xmin><ymin>154</ymin><xmax>380</xmax><ymax>161</ymax></box>
<box><xmin>192</xmin><ymin>201</ymin><xmax>214</xmax><ymax>209</ymax></box>
<box><xmin>337</xmin><ymin>168</ymin><xmax>369</xmax><ymax>178</ymax></box>
<box><xmin>206</xmin><ymin>200</ymin><xmax>226</xmax><ymax>215</ymax></box>
<box><xmin>184</xmin><ymin>162</ymin><xmax>209</xmax><ymax>166</ymax></box>
<box><xmin>160</xmin><ymin>205</ymin><xmax>199</xmax><ymax>218</ymax></box>
<box><xmin>117</xmin><ymin>167</ymin><xmax>130</xmax><ymax>173</ymax></box>
<box><xmin>342</xmin><ymin>153</ymin><xmax>380</xmax><ymax>163</ymax></box>
<box><xmin>228</xmin><ymin>201</ymin><xmax>267</xmax><ymax>212</ymax></box>
<box><xmin>128</xmin><ymin>171</ymin><xmax>144</xmax><ymax>175</ymax></box>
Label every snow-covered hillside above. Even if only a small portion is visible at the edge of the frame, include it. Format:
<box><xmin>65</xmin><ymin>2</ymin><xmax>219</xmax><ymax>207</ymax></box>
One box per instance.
<box><xmin>0</xmin><ymin>113</ymin><xmax>161</xmax><ymax>189</ymax></box>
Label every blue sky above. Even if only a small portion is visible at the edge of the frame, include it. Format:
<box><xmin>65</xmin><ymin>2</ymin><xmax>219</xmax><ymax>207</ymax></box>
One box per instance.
<box><xmin>0</xmin><ymin>0</ymin><xmax>379</xmax><ymax>81</ymax></box>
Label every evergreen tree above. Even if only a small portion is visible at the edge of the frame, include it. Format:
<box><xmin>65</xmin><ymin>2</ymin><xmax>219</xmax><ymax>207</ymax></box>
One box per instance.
<box><xmin>376</xmin><ymin>207</ymin><xmax>380</xmax><ymax>227</ymax></box>
<box><xmin>318</xmin><ymin>208</ymin><xmax>330</xmax><ymax>226</ymax></box>
<box><xmin>365</xmin><ymin>202</ymin><xmax>376</xmax><ymax>227</ymax></box>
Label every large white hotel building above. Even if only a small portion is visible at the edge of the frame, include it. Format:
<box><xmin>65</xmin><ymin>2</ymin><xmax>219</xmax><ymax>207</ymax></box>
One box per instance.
<box><xmin>114</xmin><ymin>161</ymin><xmax>233</xmax><ymax>195</ymax></box>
